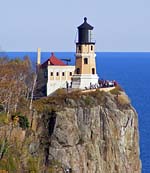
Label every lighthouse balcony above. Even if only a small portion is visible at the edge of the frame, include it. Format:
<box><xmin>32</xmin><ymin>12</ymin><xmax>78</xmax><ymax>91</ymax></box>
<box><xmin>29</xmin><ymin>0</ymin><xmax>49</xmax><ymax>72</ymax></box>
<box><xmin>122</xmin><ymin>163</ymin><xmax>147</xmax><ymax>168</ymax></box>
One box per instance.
<box><xmin>76</xmin><ymin>41</ymin><xmax>96</xmax><ymax>45</ymax></box>
<box><xmin>76</xmin><ymin>53</ymin><xmax>96</xmax><ymax>58</ymax></box>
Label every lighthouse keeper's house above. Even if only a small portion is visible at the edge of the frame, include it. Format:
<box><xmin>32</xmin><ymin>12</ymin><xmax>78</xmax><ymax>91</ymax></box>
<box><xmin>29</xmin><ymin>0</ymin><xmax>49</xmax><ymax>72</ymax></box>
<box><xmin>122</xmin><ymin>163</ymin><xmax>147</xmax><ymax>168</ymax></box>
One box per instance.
<box><xmin>36</xmin><ymin>49</ymin><xmax>75</xmax><ymax>96</ymax></box>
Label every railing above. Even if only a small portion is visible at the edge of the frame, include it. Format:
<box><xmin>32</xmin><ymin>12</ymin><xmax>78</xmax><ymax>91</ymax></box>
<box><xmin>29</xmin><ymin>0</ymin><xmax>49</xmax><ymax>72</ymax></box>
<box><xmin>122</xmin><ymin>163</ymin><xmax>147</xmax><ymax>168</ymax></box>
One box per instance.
<box><xmin>76</xmin><ymin>53</ymin><xmax>96</xmax><ymax>57</ymax></box>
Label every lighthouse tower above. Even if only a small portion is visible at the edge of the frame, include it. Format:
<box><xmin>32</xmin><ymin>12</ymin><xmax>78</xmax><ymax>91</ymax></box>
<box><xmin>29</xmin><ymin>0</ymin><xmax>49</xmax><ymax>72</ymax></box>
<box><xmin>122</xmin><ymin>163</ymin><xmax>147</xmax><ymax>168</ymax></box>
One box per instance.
<box><xmin>72</xmin><ymin>17</ymin><xmax>99</xmax><ymax>89</ymax></box>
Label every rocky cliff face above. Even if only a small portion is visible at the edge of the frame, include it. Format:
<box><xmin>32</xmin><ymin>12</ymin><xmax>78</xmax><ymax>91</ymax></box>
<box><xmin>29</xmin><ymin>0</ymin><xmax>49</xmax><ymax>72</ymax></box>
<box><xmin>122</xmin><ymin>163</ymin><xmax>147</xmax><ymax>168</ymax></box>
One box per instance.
<box><xmin>43</xmin><ymin>91</ymin><xmax>141</xmax><ymax>173</ymax></box>
<box><xmin>0</xmin><ymin>89</ymin><xmax>141</xmax><ymax>173</ymax></box>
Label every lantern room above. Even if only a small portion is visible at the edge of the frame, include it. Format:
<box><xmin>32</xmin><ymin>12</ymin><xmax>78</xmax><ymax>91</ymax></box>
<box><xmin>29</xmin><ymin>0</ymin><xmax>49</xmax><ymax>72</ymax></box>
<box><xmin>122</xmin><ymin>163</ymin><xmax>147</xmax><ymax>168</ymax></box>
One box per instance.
<box><xmin>77</xmin><ymin>17</ymin><xmax>95</xmax><ymax>44</ymax></box>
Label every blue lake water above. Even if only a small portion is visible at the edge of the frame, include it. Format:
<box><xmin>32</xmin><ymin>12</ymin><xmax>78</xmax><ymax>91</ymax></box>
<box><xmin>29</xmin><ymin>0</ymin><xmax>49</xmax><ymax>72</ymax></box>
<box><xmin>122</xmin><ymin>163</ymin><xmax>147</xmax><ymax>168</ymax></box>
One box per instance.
<box><xmin>1</xmin><ymin>51</ymin><xmax>150</xmax><ymax>173</ymax></box>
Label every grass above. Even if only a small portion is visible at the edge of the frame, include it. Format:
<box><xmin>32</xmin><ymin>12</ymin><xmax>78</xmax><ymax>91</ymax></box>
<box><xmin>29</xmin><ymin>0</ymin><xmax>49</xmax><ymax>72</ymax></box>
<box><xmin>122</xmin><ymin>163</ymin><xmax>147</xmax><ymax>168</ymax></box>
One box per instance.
<box><xmin>0</xmin><ymin>113</ymin><xmax>9</xmax><ymax>125</ymax></box>
<box><xmin>27</xmin><ymin>157</ymin><xmax>39</xmax><ymax>173</ymax></box>
<box><xmin>0</xmin><ymin>151</ymin><xmax>19</xmax><ymax>173</ymax></box>
<box><xmin>34</xmin><ymin>86</ymin><xmax>131</xmax><ymax>114</ymax></box>
<box><xmin>33</xmin><ymin>88</ymin><xmax>110</xmax><ymax>114</ymax></box>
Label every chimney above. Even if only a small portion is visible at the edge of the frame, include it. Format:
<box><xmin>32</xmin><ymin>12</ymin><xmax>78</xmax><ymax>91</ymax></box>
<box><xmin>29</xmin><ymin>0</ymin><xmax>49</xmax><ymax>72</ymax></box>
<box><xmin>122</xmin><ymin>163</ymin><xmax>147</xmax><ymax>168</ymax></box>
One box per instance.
<box><xmin>37</xmin><ymin>48</ymin><xmax>41</xmax><ymax>65</ymax></box>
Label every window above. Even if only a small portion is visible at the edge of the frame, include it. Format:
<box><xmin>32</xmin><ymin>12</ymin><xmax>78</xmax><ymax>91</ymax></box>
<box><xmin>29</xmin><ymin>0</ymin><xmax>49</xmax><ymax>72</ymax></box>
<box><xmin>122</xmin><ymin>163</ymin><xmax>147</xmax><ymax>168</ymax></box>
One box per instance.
<box><xmin>76</xmin><ymin>68</ymin><xmax>80</xmax><ymax>74</ymax></box>
<box><xmin>70</xmin><ymin>72</ymin><xmax>72</xmax><ymax>76</ymax></box>
<box><xmin>91</xmin><ymin>46</ymin><xmax>93</xmax><ymax>51</ymax></box>
<box><xmin>79</xmin><ymin>45</ymin><xmax>81</xmax><ymax>51</ymax></box>
<box><xmin>84</xmin><ymin>58</ymin><xmax>88</xmax><ymax>64</ymax></box>
<box><xmin>62</xmin><ymin>72</ymin><xmax>65</xmax><ymax>76</ymax></box>
<box><xmin>50</xmin><ymin>72</ymin><xmax>53</xmax><ymax>76</ymax></box>
<box><xmin>56</xmin><ymin>72</ymin><xmax>59</xmax><ymax>76</ymax></box>
<box><xmin>92</xmin><ymin>68</ymin><xmax>95</xmax><ymax>74</ymax></box>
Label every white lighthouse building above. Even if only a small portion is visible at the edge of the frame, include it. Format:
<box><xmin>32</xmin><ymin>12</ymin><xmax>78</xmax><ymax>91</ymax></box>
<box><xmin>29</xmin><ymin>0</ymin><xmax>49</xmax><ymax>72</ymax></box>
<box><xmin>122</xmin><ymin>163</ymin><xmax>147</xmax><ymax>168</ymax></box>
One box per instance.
<box><xmin>72</xmin><ymin>17</ymin><xmax>99</xmax><ymax>89</ymax></box>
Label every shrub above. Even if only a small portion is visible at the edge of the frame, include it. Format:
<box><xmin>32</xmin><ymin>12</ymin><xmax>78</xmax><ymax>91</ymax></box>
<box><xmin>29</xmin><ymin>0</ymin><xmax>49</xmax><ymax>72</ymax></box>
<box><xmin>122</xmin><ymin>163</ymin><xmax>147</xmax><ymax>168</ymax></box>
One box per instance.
<box><xmin>54</xmin><ymin>88</ymin><xmax>66</xmax><ymax>96</ymax></box>
<box><xmin>117</xmin><ymin>93</ymin><xmax>130</xmax><ymax>105</ymax></box>
<box><xmin>12</xmin><ymin>113</ymin><xmax>29</xmax><ymax>129</ymax></box>
<box><xmin>18</xmin><ymin>115</ymin><xmax>29</xmax><ymax>130</ymax></box>
<box><xmin>86</xmin><ymin>90</ymin><xmax>106</xmax><ymax>106</ymax></box>
<box><xmin>110</xmin><ymin>85</ymin><xmax>123</xmax><ymax>95</ymax></box>
<box><xmin>83</xmin><ymin>95</ymin><xmax>95</xmax><ymax>106</ymax></box>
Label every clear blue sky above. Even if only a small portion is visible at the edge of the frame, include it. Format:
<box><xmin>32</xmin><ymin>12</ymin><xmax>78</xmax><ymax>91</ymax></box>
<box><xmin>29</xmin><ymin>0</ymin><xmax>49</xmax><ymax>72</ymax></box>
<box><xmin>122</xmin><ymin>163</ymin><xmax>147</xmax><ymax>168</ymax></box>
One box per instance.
<box><xmin>0</xmin><ymin>0</ymin><xmax>150</xmax><ymax>52</ymax></box>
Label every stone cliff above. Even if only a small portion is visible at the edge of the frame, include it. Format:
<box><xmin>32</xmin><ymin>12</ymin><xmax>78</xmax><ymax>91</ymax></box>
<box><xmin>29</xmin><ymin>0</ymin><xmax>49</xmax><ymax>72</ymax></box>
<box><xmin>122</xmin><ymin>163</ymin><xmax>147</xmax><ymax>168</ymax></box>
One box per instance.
<box><xmin>0</xmin><ymin>88</ymin><xmax>141</xmax><ymax>173</ymax></box>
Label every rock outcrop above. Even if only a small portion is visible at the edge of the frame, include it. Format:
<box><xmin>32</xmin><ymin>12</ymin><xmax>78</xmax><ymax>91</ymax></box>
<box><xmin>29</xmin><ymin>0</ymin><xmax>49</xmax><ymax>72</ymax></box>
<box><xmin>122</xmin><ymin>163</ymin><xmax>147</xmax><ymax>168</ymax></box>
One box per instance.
<box><xmin>0</xmin><ymin>89</ymin><xmax>141</xmax><ymax>173</ymax></box>
<box><xmin>42</xmin><ymin>91</ymin><xmax>141</xmax><ymax>173</ymax></box>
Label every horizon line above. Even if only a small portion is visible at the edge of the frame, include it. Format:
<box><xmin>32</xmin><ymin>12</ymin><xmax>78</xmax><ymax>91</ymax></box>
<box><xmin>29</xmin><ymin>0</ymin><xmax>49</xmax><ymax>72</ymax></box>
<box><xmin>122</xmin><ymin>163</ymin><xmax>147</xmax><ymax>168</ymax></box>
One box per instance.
<box><xmin>1</xmin><ymin>51</ymin><xmax>150</xmax><ymax>53</ymax></box>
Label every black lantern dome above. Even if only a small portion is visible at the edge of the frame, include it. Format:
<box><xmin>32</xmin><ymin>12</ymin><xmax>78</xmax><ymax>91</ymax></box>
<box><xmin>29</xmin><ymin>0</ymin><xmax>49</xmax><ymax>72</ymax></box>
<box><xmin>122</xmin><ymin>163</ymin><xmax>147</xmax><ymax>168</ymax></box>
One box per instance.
<box><xmin>77</xmin><ymin>17</ymin><xmax>95</xmax><ymax>44</ymax></box>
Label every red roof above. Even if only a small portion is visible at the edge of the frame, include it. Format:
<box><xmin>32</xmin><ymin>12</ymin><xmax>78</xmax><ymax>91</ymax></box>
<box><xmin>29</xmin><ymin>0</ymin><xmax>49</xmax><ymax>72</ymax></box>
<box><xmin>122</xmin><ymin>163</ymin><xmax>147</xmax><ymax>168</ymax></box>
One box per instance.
<box><xmin>49</xmin><ymin>53</ymin><xmax>65</xmax><ymax>66</ymax></box>
<box><xmin>41</xmin><ymin>52</ymin><xmax>66</xmax><ymax>68</ymax></box>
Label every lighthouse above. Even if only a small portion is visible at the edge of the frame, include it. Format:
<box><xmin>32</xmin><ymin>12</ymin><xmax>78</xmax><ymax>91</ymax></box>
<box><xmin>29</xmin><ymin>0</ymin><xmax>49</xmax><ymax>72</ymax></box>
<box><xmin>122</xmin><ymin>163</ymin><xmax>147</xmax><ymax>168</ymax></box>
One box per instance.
<box><xmin>72</xmin><ymin>17</ymin><xmax>99</xmax><ymax>89</ymax></box>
